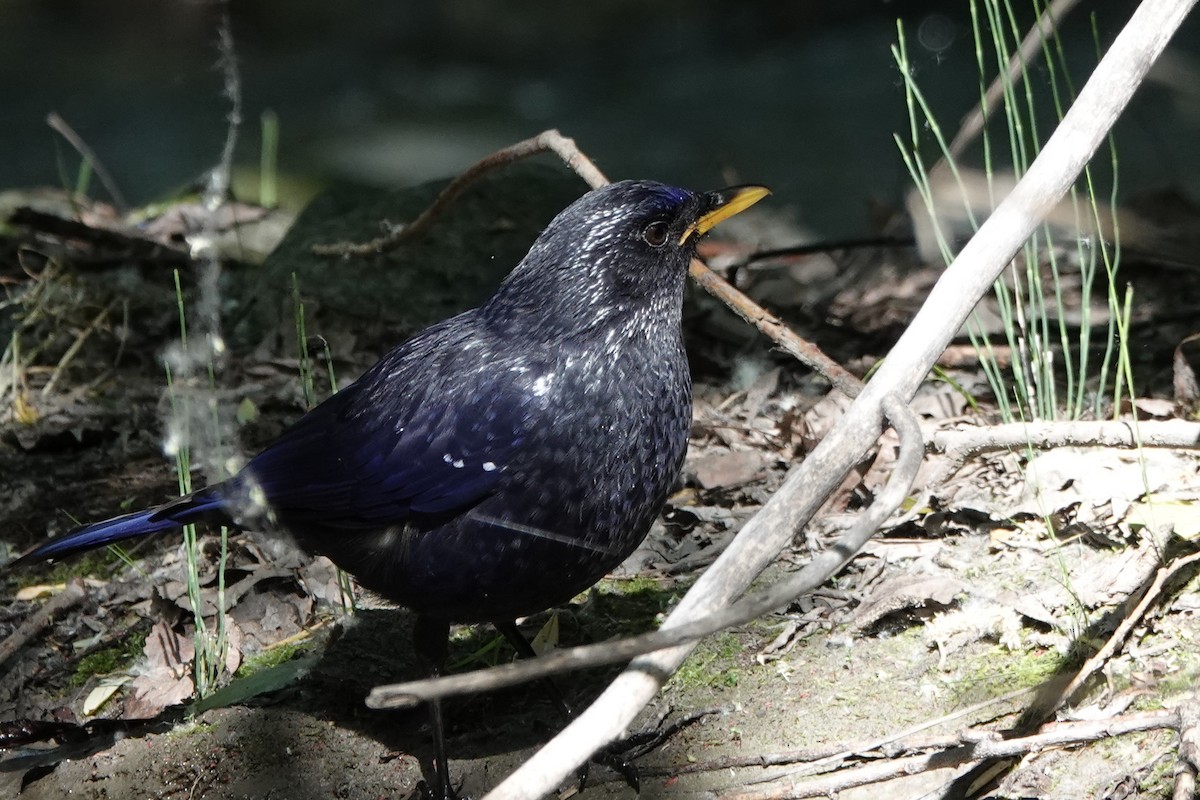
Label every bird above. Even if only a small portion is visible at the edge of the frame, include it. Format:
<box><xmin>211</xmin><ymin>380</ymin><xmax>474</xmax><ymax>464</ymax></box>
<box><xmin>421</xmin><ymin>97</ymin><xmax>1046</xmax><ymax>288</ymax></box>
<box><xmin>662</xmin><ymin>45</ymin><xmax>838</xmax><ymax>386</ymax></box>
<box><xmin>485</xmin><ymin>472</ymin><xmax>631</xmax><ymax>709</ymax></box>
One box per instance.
<box><xmin>12</xmin><ymin>179</ymin><xmax>769</xmax><ymax>798</ymax></box>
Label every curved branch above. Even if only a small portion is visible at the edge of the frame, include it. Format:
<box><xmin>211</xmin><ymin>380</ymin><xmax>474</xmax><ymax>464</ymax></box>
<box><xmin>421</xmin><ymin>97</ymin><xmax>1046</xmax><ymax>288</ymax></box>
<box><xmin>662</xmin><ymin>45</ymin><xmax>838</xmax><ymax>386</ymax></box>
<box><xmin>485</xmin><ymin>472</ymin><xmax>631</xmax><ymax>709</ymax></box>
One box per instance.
<box><xmin>367</xmin><ymin>395</ymin><xmax>922</xmax><ymax>709</ymax></box>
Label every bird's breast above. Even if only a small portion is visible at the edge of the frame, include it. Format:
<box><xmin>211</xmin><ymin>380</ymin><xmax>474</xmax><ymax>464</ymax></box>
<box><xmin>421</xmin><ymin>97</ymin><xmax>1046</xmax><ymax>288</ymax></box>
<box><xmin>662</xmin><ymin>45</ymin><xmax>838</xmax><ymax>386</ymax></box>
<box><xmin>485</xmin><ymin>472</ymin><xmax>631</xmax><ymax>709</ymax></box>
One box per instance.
<box><xmin>334</xmin><ymin>335</ymin><xmax>691</xmax><ymax>621</ymax></box>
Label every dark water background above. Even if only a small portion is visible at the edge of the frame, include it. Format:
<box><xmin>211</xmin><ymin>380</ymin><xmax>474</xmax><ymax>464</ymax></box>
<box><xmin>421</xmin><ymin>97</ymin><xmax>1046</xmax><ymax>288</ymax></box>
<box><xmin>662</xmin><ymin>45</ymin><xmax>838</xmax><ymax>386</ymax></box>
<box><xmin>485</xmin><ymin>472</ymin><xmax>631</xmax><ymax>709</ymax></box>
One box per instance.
<box><xmin>2</xmin><ymin>1</ymin><xmax>1198</xmax><ymax>241</ymax></box>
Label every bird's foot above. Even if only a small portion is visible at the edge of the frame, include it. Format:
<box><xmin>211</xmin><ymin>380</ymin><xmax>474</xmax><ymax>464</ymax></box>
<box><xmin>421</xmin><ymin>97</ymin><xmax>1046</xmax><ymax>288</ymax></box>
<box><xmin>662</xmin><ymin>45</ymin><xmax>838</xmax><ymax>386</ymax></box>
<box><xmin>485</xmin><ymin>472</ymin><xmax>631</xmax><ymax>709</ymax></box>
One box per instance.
<box><xmin>588</xmin><ymin>747</ymin><xmax>640</xmax><ymax>793</ymax></box>
<box><xmin>559</xmin><ymin>741</ymin><xmax>640</xmax><ymax>794</ymax></box>
<box><xmin>579</xmin><ymin>707</ymin><xmax>722</xmax><ymax>793</ymax></box>
<box><xmin>416</xmin><ymin>777</ymin><xmax>468</xmax><ymax>800</ymax></box>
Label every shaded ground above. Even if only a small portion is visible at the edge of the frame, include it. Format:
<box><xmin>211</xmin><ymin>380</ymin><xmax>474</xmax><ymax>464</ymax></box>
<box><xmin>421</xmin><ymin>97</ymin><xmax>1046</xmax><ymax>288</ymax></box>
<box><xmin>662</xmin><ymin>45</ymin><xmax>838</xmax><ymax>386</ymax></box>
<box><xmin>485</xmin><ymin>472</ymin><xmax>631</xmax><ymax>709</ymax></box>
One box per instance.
<box><xmin>3</xmin><ymin>162</ymin><xmax>1200</xmax><ymax>799</ymax></box>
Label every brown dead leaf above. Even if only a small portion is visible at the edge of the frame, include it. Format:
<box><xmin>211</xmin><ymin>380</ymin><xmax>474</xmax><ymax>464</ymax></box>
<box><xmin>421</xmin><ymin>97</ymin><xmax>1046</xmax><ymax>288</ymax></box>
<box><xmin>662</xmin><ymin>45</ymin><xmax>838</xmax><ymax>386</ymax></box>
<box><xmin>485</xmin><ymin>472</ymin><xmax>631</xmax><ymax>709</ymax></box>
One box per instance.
<box><xmin>1074</xmin><ymin>534</ymin><xmax>1164</xmax><ymax>608</ymax></box>
<box><xmin>1174</xmin><ymin>332</ymin><xmax>1200</xmax><ymax>411</ymax></box>
<box><xmin>124</xmin><ymin>621</ymin><xmax>194</xmax><ymax>718</ymax></box>
<box><xmin>229</xmin><ymin>587</ymin><xmax>311</xmax><ymax>653</ymax></box>
<box><xmin>1127</xmin><ymin>397</ymin><xmax>1178</xmax><ymax>419</ymax></box>
<box><xmin>850</xmin><ymin>574</ymin><xmax>969</xmax><ymax>633</ymax></box>
<box><xmin>297</xmin><ymin>556</ymin><xmax>352</xmax><ymax>607</ymax></box>
<box><xmin>741</xmin><ymin>367</ymin><xmax>780</xmax><ymax>420</ymax></box>
<box><xmin>690</xmin><ymin>450</ymin><xmax>770</xmax><ymax>490</ymax></box>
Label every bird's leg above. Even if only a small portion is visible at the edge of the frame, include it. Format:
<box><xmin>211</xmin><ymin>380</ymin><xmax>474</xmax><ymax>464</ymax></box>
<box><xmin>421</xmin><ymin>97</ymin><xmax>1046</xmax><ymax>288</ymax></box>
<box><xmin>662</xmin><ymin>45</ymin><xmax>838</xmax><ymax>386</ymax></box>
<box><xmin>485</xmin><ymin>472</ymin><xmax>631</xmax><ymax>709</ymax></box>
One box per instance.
<box><xmin>492</xmin><ymin>620</ymin><xmax>573</xmax><ymax>714</ymax></box>
<box><xmin>413</xmin><ymin>615</ymin><xmax>462</xmax><ymax>800</ymax></box>
<box><xmin>493</xmin><ymin>620</ymin><xmax>639</xmax><ymax>794</ymax></box>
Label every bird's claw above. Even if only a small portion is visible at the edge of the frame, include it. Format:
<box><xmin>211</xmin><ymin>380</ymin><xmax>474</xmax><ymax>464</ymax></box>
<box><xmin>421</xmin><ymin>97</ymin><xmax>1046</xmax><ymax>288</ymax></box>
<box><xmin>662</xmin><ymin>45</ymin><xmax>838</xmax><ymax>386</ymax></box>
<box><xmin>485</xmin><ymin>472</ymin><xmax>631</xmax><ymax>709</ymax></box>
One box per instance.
<box><xmin>591</xmin><ymin>747</ymin><xmax>640</xmax><ymax>793</ymax></box>
<box><xmin>560</xmin><ymin>746</ymin><xmax>639</xmax><ymax>795</ymax></box>
<box><xmin>580</xmin><ymin>708</ymin><xmax>719</xmax><ymax>793</ymax></box>
<box><xmin>416</xmin><ymin>778</ymin><xmax>469</xmax><ymax>800</ymax></box>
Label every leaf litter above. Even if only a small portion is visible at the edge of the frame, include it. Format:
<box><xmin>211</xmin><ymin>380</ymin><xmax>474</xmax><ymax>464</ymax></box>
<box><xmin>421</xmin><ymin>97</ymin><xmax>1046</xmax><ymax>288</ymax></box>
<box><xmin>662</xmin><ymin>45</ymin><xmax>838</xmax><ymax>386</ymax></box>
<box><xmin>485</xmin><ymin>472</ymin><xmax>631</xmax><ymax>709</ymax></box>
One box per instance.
<box><xmin>2</xmin><ymin>171</ymin><xmax>1200</xmax><ymax>798</ymax></box>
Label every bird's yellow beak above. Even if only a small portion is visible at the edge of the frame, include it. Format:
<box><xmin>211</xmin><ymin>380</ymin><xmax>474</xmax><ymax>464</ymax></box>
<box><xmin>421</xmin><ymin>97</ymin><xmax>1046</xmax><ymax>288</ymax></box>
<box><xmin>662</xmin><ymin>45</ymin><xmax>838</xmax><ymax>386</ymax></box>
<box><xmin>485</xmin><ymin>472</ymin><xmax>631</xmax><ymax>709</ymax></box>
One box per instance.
<box><xmin>680</xmin><ymin>185</ymin><xmax>771</xmax><ymax>245</ymax></box>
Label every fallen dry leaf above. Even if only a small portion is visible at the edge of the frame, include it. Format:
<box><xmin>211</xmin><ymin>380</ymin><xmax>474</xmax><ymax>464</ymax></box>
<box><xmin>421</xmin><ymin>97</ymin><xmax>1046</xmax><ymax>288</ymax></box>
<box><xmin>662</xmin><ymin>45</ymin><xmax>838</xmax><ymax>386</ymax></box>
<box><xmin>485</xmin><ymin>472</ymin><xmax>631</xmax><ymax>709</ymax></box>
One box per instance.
<box><xmin>850</xmin><ymin>573</ymin><xmax>969</xmax><ymax>633</ymax></box>
<box><xmin>124</xmin><ymin>620</ymin><xmax>194</xmax><ymax>718</ymax></box>
<box><xmin>690</xmin><ymin>450</ymin><xmax>771</xmax><ymax>490</ymax></box>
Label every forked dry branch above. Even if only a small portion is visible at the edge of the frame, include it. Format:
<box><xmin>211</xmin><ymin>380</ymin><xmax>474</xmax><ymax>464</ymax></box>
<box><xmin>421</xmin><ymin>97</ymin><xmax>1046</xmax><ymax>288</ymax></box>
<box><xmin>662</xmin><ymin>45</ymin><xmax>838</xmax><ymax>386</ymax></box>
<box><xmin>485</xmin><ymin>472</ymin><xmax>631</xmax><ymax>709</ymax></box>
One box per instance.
<box><xmin>302</xmin><ymin>1</ymin><xmax>1200</xmax><ymax>795</ymax></box>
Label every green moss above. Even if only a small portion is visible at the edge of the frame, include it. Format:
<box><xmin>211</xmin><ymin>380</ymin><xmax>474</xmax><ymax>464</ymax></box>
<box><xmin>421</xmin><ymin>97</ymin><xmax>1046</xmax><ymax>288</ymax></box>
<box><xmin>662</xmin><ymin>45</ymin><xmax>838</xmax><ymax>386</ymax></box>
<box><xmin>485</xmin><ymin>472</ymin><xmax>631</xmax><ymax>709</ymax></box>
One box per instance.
<box><xmin>14</xmin><ymin>551</ymin><xmax>120</xmax><ymax>588</ymax></box>
<box><xmin>70</xmin><ymin>629</ymin><xmax>147</xmax><ymax>688</ymax></box>
<box><xmin>1137</xmin><ymin>745</ymin><xmax>1176</xmax><ymax>796</ymax></box>
<box><xmin>166</xmin><ymin>720</ymin><xmax>214</xmax><ymax>740</ymax></box>
<box><xmin>581</xmin><ymin>576</ymin><xmax>682</xmax><ymax>638</ymax></box>
<box><xmin>670</xmin><ymin>633</ymin><xmax>744</xmax><ymax>690</ymax></box>
<box><xmin>602</xmin><ymin>574</ymin><xmax>663</xmax><ymax>596</ymax></box>
<box><xmin>947</xmin><ymin>645</ymin><xmax>1066</xmax><ymax>705</ymax></box>
<box><xmin>236</xmin><ymin>640</ymin><xmax>314</xmax><ymax>678</ymax></box>
<box><xmin>1156</xmin><ymin>666</ymin><xmax>1200</xmax><ymax>697</ymax></box>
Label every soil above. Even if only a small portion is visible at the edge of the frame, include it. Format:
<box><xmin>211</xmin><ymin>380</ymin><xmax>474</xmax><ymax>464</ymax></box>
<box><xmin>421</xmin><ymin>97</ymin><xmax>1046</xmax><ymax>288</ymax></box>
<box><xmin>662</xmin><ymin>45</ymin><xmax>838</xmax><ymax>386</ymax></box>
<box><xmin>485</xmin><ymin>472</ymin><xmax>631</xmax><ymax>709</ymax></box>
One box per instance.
<box><xmin>3</xmin><ymin>163</ymin><xmax>1200</xmax><ymax>799</ymax></box>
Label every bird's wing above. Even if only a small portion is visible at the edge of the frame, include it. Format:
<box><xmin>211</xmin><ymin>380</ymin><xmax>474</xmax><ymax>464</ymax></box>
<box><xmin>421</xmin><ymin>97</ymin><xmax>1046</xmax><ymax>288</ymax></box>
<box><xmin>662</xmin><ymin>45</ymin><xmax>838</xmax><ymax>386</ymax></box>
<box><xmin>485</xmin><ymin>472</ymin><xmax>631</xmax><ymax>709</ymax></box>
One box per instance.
<box><xmin>241</xmin><ymin>332</ymin><xmax>541</xmax><ymax>530</ymax></box>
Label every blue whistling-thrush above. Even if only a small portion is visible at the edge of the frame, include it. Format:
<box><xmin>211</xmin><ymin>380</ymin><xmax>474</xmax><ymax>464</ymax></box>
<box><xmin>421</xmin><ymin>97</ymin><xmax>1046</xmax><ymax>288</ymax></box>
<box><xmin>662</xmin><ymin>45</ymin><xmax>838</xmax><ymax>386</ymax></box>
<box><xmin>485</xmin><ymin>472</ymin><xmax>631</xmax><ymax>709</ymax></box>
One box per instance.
<box><xmin>13</xmin><ymin>179</ymin><xmax>769</xmax><ymax>797</ymax></box>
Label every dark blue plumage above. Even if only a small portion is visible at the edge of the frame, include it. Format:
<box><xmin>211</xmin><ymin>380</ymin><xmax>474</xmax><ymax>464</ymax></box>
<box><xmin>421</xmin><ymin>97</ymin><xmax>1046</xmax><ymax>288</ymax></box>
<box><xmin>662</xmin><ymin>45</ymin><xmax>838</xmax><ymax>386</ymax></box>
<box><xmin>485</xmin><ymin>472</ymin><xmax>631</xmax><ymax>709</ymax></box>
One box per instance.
<box><xmin>13</xmin><ymin>179</ymin><xmax>768</xmax><ymax>797</ymax></box>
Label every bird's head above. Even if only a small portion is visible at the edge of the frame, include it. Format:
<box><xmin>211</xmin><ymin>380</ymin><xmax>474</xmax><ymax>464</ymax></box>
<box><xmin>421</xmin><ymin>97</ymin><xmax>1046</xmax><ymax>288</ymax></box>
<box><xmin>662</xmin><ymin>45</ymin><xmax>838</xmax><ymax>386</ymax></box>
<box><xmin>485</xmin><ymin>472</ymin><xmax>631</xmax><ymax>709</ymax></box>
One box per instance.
<box><xmin>483</xmin><ymin>180</ymin><xmax>769</xmax><ymax>339</ymax></box>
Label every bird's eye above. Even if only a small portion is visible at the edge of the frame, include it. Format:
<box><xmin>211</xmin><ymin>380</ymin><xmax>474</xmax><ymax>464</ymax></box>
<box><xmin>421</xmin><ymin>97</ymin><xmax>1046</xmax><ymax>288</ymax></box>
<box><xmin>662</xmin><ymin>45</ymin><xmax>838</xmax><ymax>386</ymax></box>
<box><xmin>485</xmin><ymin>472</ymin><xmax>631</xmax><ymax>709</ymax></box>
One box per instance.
<box><xmin>642</xmin><ymin>220</ymin><xmax>670</xmax><ymax>247</ymax></box>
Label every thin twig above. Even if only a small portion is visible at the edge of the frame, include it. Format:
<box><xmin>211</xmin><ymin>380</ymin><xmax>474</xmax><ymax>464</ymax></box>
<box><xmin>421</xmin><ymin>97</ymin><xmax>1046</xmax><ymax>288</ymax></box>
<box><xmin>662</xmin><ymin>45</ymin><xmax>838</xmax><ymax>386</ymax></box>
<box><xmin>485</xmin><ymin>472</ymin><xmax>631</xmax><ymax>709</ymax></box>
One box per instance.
<box><xmin>46</xmin><ymin>113</ymin><xmax>128</xmax><ymax>215</ymax></box>
<box><xmin>720</xmin><ymin>709</ymin><xmax>1179</xmax><ymax>800</ymax></box>
<box><xmin>190</xmin><ymin>8</ymin><xmax>241</xmax><ymax>335</ymax></box>
<box><xmin>0</xmin><ymin>580</ymin><xmax>87</xmax><ymax>668</ymax></box>
<box><xmin>312</xmin><ymin>130</ymin><xmax>608</xmax><ymax>257</ymax></box>
<box><xmin>211</xmin><ymin>16</ymin><xmax>242</xmax><ymax>203</ymax></box>
<box><xmin>41</xmin><ymin>300</ymin><xmax>116</xmax><ymax>397</ymax></box>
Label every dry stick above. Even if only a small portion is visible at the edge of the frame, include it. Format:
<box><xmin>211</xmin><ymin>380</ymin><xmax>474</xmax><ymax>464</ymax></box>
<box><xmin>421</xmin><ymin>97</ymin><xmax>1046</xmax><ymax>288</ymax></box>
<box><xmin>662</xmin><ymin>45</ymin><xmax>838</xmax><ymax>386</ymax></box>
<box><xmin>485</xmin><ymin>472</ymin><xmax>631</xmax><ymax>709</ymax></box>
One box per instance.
<box><xmin>1178</xmin><ymin>769</ymin><xmax>1198</xmax><ymax>800</ymax></box>
<box><xmin>687</xmin><ymin>260</ymin><xmax>862</xmax><ymax>397</ymax></box>
<box><xmin>312</xmin><ymin>129</ymin><xmax>610</xmax><ymax>257</ymax></box>
<box><xmin>485</xmin><ymin>3</ymin><xmax>1197</xmax><ymax>798</ymax></box>
<box><xmin>1057</xmin><ymin>551</ymin><xmax>1200</xmax><ymax>707</ymax></box>
<box><xmin>946</xmin><ymin>0</ymin><xmax>1082</xmax><ymax>162</ymax></box>
<box><xmin>640</xmin><ymin>683</ymin><xmax>1041</xmax><ymax>780</ymax></box>
<box><xmin>368</xmin><ymin>394</ymin><xmax>921</xmax><ymax>709</ymax></box>
<box><xmin>899</xmin><ymin>419</ymin><xmax>1200</xmax><ymax>524</ymax></box>
<box><xmin>0</xmin><ymin>580</ymin><xmax>87</xmax><ymax>669</ymax></box>
<box><xmin>720</xmin><ymin>709</ymin><xmax>1180</xmax><ymax>800</ymax></box>
<box><xmin>1177</xmin><ymin>696</ymin><xmax>1200</xmax><ymax>800</ymax></box>
<box><xmin>930</xmin><ymin>419</ymin><xmax>1200</xmax><ymax>457</ymax></box>
<box><xmin>41</xmin><ymin>300</ymin><xmax>116</xmax><ymax>397</ymax></box>
<box><xmin>46</xmin><ymin>113</ymin><xmax>129</xmax><ymax>216</ymax></box>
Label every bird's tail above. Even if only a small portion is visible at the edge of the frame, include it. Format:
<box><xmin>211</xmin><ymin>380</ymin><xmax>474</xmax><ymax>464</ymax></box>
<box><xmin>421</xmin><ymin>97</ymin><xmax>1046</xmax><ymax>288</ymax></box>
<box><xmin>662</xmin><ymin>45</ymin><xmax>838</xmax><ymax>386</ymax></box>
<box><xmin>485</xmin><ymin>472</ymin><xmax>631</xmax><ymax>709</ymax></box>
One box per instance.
<box><xmin>12</xmin><ymin>486</ymin><xmax>229</xmax><ymax>565</ymax></box>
